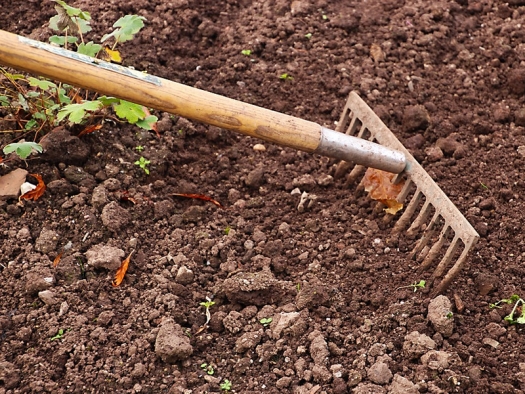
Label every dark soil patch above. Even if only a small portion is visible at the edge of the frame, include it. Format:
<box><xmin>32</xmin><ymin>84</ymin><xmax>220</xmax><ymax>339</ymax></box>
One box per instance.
<box><xmin>2</xmin><ymin>0</ymin><xmax>525</xmax><ymax>393</ymax></box>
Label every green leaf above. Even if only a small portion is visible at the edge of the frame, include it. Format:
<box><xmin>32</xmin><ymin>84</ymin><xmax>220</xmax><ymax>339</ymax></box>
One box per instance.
<box><xmin>241</xmin><ymin>49</ymin><xmax>252</xmax><ymax>56</ymax></box>
<box><xmin>57</xmin><ymin>100</ymin><xmax>103</xmax><ymax>123</ymax></box>
<box><xmin>113</xmin><ymin>100</ymin><xmax>145</xmax><ymax>123</ymax></box>
<box><xmin>28</xmin><ymin>77</ymin><xmax>57</xmax><ymax>91</ymax></box>
<box><xmin>96</xmin><ymin>96</ymin><xmax>121</xmax><ymax>106</ymax></box>
<box><xmin>57</xmin><ymin>89</ymin><xmax>71</xmax><ymax>105</ymax></box>
<box><xmin>135</xmin><ymin>115</ymin><xmax>158</xmax><ymax>130</ymax></box>
<box><xmin>0</xmin><ymin>95</ymin><xmax>9</xmax><ymax>106</ymax></box>
<box><xmin>3</xmin><ymin>142</ymin><xmax>43</xmax><ymax>159</ymax></box>
<box><xmin>17</xmin><ymin>93</ymin><xmax>29</xmax><ymax>111</ymax></box>
<box><xmin>54</xmin><ymin>0</ymin><xmax>91</xmax><ymax>19</ymax></box>
<box><xmin>77</xmin><ymin>42</ymin><xmax>102</xmax><ymax>57</ymax></box>
<box><xmin>25</xmin><ymin>119</ymin><xmax>38</xmax><ymax>130</ymax></box>
<box><xmin>49</xmin><ymin>35</ymin><xmax>78</xmax><ymax>46</ymax></box>
<box><xmin>101</xmin><ymin>15</ymin><xmax>146</xmax><ymax>44</ymax></box>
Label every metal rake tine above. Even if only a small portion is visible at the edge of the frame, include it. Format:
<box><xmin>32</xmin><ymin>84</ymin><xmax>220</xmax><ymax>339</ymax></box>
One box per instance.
<box><xmin>392</xmin><ymin>188</ymin><xmax>422</xmax><ymax>235</ymax></box>
<box><xmin>407</xmin><ymin>199</ymin><xmax>432</xmax><ymax>237</ymax></box>
<box><xmin>409</xmin><ymin>211</ymin><xmax>440</xmax><ymax>261</ymax></box>
<box><xmin>418</xmin><ymin>223</ymin><xmax>451</xmax><ymax>272</ymax></box>
<box><xmin>431</xmin><ymin>233</ymin><xmax>461</xmax><ymax>279</ymax></box>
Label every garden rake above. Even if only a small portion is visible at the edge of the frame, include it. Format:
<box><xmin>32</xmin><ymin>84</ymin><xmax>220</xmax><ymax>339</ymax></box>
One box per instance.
<box><xmin>0</xmin><ymin>30</ymin><xmax>478</xmax><ymax>294</ymax></box>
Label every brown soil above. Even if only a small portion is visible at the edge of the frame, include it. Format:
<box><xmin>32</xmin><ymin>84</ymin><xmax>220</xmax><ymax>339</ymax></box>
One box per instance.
<box><xmin>1</xmin><ymin>0</ymin><xmax>525</xmax><ymax>393</ymax></box>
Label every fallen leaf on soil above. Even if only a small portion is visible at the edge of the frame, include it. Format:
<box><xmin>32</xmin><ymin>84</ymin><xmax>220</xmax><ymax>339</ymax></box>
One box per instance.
<box><xmin>19</xmin><ymin>173</ymin><xmax>46</xmax><ymax>201</ymax></box>
<box><xmin>363</xmin><ymin>168</ymin><xmax>404</xmax><ymax>214</ymax></box>
<box><xmin>53</xmin><ymin>252</ymin><xmax>63</xmax><ymax>268</ymax></box>
<box><xmin>103</xmin><ymin>47</ymin><xmax>122</xmax><ymax>63</ymax></box>
<box><xmin>370</xmin><ymin>43</ymin><xmax>385</xmax><ymax>63</ymax></box>
<box><xmin>112</xmin><ymin>250</ymin><xmax>134</xmax><ymax>287</ymax></box>
<box><xmin>171</xmin><ymin>193</ymin><xmax>224</xmax><ymax>208</ymax></box>
<box><xmin>119</xmin><ymin>190</ymin><xmax>138</xmax><ymax>204</ymax></box>
<box><xmin>78</xmin><ymin>123</ymin><xmax>102</xmax><ymax>137</ymax></box>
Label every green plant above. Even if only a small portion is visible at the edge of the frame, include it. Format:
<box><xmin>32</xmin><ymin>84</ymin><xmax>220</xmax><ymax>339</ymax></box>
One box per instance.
<box><xmin>224</xmin><ymin>226</ymin><xmax>231</xmax><ymax>235</ymax></box>
<box><xmin>50</xmin><ymin>328</ymin><xmax>67</xmax><ymax>341</ymax></box>
<box><xmin>220</xmin><ymin>379</ymin><xmax>232</xmax><ymax>391</ymax></box>
<box><xmin>200</xmin><ymin>297</ymin><xmax>215</xmax><ymax>326</ymax></box>
<box><xmin>304</xmin><ymin>33</ymin><xmax>312</xmax><ymax>39</ymax></box>
<box><xmin>490</xmin><ymin>294</ymin><xmax>525</xmax><ymax>324</ymax></box>
<box><xmin>135</xmin><ymin>145</ymin><xmax>144</xmax><ymax>152</ymax></box>
<box><xmin>3</xmin><ymin>141</ymin><xmax>43</xmax><ymax>160</ymax></box>
<box><xmin>134</xmin><ymin>156</ymin><xmax>150</xmax><ymax>174</ymax></box>
<box><xmin>397</xmin><ymin>280</ymin><xmax>426</xmax><ymax>292</ymax></box>
<box><xmin>200</xmin><ymin>363</ymin><xmax>215</xmax><ymax>375</ymax></box>
<box><xmin>0</xmin><ymin>1</ymin><xmax>156</xmax><ymax>157</ymax></box>
<box><xmin>241</xmin><ymin>49</ymin><xmax>252</xmax><ymax>56</ymax></box>
<box><xmin>279</xmin><ymin>73</ymin><xmax>293</xmax><ymax>81</ymax></box>
<box><xmin>260</xmin><ymin>317</ymin><xmax>272</xmax><ymax>327</ymax></box>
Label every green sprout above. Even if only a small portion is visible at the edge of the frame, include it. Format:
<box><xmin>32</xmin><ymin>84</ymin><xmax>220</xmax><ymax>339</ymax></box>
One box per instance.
<box><xmin>220</xmin><ymin>379</ymin><xmax>232</xmax><ymax>391</ymax></box>
<box><xmin>200</xmin><ymin>297</ymin><xmax>215</xmax><ymax>326</ymax></box>
<box><xmin>241</xmin><ymin>49</ymin><xmax>252</xmax><ymax>56</ymax></box>
<box><xmin>134</xmin><ymin>156</ymin><xmax>150</xmax><ymax>174</ymax></box>
<box><xmin>200</xmin><ymin>363</ymin><xmax>215</xmax><ymax>375</ymax></box>
<box><xmin>224</xmin><ymin>226</ymin><xmax>231</xmax><ymax>235</ymax></box>
<box><xmin>260</xmin><ymin>317</ymin><xmax>273</xmax><ymax>327</ymax></box>
<box><xmin>135</xmin><ymin>145</ymin><xmax>144</xmax><ymax>152</ymax></box>
<box><xmin>397</xmin><ymin>280</ymin><xmax>426</xmax><ymax>292</ymax></box>
<box><xmin>50</xmin><ymin>328</ymin><xmax>66</xmax><ymax>341</ymax></box>
<box><xmin>490</xmin><ymin>294</ymin><xmax>525</xmax><ymax>324</ymax></box>
<box><xmin>279</xmin><ymin>73</ymin><xmax>293</xmax><ymax>81</ymax></box>
<box><xmin>304</xmin><ymin>33</ymin><xmax>312</xmax><ymax>39</ymax></box>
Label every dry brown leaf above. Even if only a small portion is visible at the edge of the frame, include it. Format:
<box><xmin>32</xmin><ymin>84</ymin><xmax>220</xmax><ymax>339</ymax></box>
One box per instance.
<box><xmin>171</xmin><ymin>193</ymin><xmax>224</xmax><ymax>208</ymax></box>
<box><xmin>19</xmin><ymin>173</ymin><xmax>46</xmax><ymax>201</ymax></box>
<box><xmin>363</xmin><ymin>168</ymin><xmax>404</xmax><ymax>214</ymax></box>
<box><xmin>370</xmin><ymin>43</ymin><xmax>385</xmax><ymax>63</ymax></box>
<box><xmin>112</xmin><ymin>250</ymin><xmax>134</xmax><ymax>287</ymax></box>
<box><xmin>53</xmin><ymin>251</ymin><xmax>63</xmax><ymax>268</ymax></box>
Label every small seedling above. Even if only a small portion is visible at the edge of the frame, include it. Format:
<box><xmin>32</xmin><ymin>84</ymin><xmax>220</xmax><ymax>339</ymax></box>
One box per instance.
<box><xmin>279</xmin><ymin>73</ymin><xmax>293</xmax><ymax>81</ymax></box>
<box><xmin>397</xmin><ymin>280</ymin><xmax>426</xmax><ymax>292</ymax></box>
<box><xmin>220</xmin><ymin>379</ymin><xmax>232</xmax><ymax>391</ymax></box>
<box><xmin>135</xmin><ymin>145</ymin><xmax>144</xmax><ymax>152</ymax></box>
<box><xmin>446</xmin><ymin>311</ymin><xmax>454</xmax><ymax>319</ymax></box>
<box><xmin>490</xmin><ymin>294</ymin><xmax>525</xmax><ymax>324</ymax></box>
<box><xmin>296</xmin><ymin>283</ymin><xmax>301</xmax><ymax>292</ymax></box>
<box><xmin>200</xmin><ymin>363</ymin><xmax>215</xmax><ymax>375</ymax></box>
<box><xmin>200</xmin><ymin>297</ymin><xmax>215</xmax><ymax>326</ymax></box>
<box><xmin>480</xmin><ymin>182</ymin><xmax>489</xmax><ymax>190</ymax></box>
<box><xmin>305</xmin><ymin>33</ymin><xmax>312</xmax><ymax>39</ymax></box>
<box><xmin>241</xmin><ymin>49</ymin><xmax>252</xmax><ymax>56</ymax></box>
<box><xmin>134</xmin><ymin>156</ymin><xmax>150</xmax><ymax>174</ymax></box>
<box><xmin>50</xmin><ymin>328</ymin><xmax>66</xmax><ymax>341</ymax></box>
<box><xmin>3</xmin><ymin>141</ymin><xmax>43</xmax><ymax>160</ymax></box>
<box><xmin>224</xmin><ymin>226</ymin><xmax>231</xmax><ymax>235</ymax></box>
<box><xmin>322</xmin><ymin>14</ymin><xmax>328</xmax><ymax>20</ymax></box>
<box><xmin>260</xmin><ymin>317</ymin><xmax>273</xmax><ymax>327</ymax></box>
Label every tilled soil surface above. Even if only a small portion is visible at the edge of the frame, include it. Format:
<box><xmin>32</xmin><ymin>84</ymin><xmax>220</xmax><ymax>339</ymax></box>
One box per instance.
<box><xmin>2</xmin><ymin>0</ymin><xmax>525</xmax><ymax>393</ymax></box>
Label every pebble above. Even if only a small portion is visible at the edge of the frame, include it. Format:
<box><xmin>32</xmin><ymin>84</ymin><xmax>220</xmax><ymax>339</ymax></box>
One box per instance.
<box><xmin>175</xmin><ymin>265</ymin><xmax>194</xmax><ymax>285</ymax></box>
<box><xmin>253</xmin><ymin>144</ymin><xmax>266</xmax><ymax>151</ymax></box>
<box><xmin>38</xmin><ymin>290</ymin><xmax>58</xmax><ymax>306</ymax></box>
<box><xmin>245</xmin><ymin>166</ymin><xmax>265</xmax><ymax>188</ymax></box>
<box><xmin>86</xmin><ymin>245</ymin><xmax>125</xmax><ymax>270</ymax></box>
<box><xmin>35</xmin><ymin>228</ymin><xmax>60</xmax><ymax>254</ymax></box>
<box><xmin>101</xmin><ymin>201</ymin><xmax>131</xmax><ymax>231</ymax></box>
<box><xmin>389</xmin><ymin>374</ymin><xmax>419</xmax><ymax>394</ymax></box>
<box><xmin>421</xmin><ymin>350</ymin><xmax>450</xmax><ymax>371</ymax></box>
<box><xmin>154</xmin><ymin>319</ymin><xmax>193</xmax><ymax>363</ymax></box>
<box><xmin>403</xmin><ymin>331</ymin><xmax>436</xmax><ymax>359</ymax></box>
<box><xmin>427</xmin><ymin>295</ymin><xmax>454</xmax><ymax>337</ymax></box>
<box><xmin>0</xmin><ymin>169</ymin><xmax>28</xmax><ymax>200</ymax></box>
<box><xmin>402</xmin><ymin>105</ymin><xmax>430</xmax><ymax>132</ymax></box>
<box><xmin>482</xmin><ymin>337</ymin><xmax>500</xmax><ymax>349</ymax></box>
<box><xmin>367</xmin><ymin>361</ymin><xmax>393</xmax><ymax>385</ymax></box>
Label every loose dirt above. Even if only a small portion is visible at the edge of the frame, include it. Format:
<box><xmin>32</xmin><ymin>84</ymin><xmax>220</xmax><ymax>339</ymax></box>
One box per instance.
<box><xmin>2</xmin><ymin>1</ymin><xmax>525</xmax><ymax>393</ymax></box>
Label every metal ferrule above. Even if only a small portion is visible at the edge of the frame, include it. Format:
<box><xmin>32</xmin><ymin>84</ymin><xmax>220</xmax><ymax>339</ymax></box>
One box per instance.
<box><xmin>315</xmin><ymin>127</ymin><xmax>407</xmax><ymax>174</ymax></box>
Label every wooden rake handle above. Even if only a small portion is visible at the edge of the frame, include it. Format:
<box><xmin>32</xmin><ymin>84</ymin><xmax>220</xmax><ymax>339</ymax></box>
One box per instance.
<box><xmin>0</xmin><ymin>29</ymin><xmax>406</xmax><ymax>173</ymax></box>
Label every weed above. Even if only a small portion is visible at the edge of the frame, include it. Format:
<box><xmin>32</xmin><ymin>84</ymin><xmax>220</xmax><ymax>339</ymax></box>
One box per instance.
<box><xmin>220</xmin><ymin>379</ymin><xmax>232</xmax><ymax>391</ymax></box>
<box><xmin>3</xmin><ymin>141</ymin><xmax>43</xmax><ymax>160</ymax></box>
<box><xmin>134</xmin><ymin>156</ymin><xmax>150</xmax><ymax>175</ymax></box>
<box><xmin>304</xmin><ymin>33</ymin><xmax>312</xmax><ymax>39</ymax></box>
<box><xmin>224</xmin><ymin>226</ymin><xmax>231</xmax><ymax>235</ymax></box>
<box><xmin>200</xmin><ymin>363</ymin><xmax>215</xmax><ymax>375</ymax></box>
<box><xmin>135</xmin><ymin>145</ymin><xmax>144</xmax><ymax>152</ymax></box>
<box><xmin>50</xmin><ymin>328</ymin><xmax>67</xmax><ymax>341</ymax></box>
<box><xmin>260</xmin><ymin>317</ymin><xmax>272</xmax><ymax>327</ymax></box>
<box><xmin>397</xmin><ymin>280</ymin><xmax>426</xmax><ymax>292</ymax></box>
<box><xmin>200</xmin><ymin>297</ymin><xmax>215</xmax><ymax>326</ymax></box>
<box><xmin>490</xmin><ymin>294</ymin><xmax>525</xmax><ymax>324</ymax></box>
<box><xmin>241</xmin><ymin>49</ymin><xmax>252</xmax><ymax>56</ymax></box>
<box><xmin>279</xmin><ymin>73</ymin><xmax>293</xmax><ymax>81</ymax></box>
<box><xmin>0</xmin><ymin>1</ymin><xmax>157</xmax><ymax>160</ymax></box>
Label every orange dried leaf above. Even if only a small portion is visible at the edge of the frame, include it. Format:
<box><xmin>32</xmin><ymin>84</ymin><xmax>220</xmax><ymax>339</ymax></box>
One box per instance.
<box><xmin>53</xmin><ymin>252</ymin><xmax>63</xmax><ymax>268</ymax></box>
<box><xmin>363</xmin><ymin>168</ymin><xmax>404</xmax><ymax>214</ymax></box>
<box><xmin>171</xmin><ymin>193</ymin><xmax>224</xmax><ymax>208</ymax></box>
<box><xmin>78</xmin><ymin>123</ymin><xmax>102</xmax><ymax>137</ymax></box>
<box><xmin>112</xmin><ymin>250</ymin><xmax>134</xmax><ymax>287</ymax></box>
<box><xmin>19</xmin><ymin>173</ymin><xmax>46</xmax><ymax>201</ymax></box>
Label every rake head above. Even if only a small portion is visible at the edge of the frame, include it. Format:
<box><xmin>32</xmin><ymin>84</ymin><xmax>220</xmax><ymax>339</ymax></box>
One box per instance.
<box><xmin>335</xmin><ymin>92</ymin><xmax>479</xmax><ymax>296</ymax></box>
